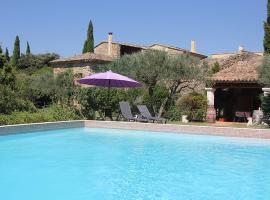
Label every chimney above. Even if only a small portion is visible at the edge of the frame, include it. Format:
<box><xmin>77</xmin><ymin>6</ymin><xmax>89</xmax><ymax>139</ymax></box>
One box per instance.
<box><xmin>238</xmin><ymin>45</ymin><xmax>244</xmax><ymax>53</ymax></box>
<box><xmin>191</xmin><ymin>40</ymin><xmax>196</xmax><ymax>53</ymax></box>
<box><xmin>108</xmin><ymin>32</ymin><xmax>113</xmax><ymax>56</ymax></box>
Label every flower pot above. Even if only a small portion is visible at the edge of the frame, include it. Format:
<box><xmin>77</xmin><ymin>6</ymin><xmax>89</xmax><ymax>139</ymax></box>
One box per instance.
<box><xmin>218</xmin><ymin>118</ymin><xmax>225</xmax><ymax>122</ymax></box>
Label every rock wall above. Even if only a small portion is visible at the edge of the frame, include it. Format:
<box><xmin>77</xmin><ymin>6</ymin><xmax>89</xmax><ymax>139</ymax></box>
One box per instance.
<box><xmin>94</xmin><ymin>42</ymin><xmax>121</xmax><ymax>58</ymax></box>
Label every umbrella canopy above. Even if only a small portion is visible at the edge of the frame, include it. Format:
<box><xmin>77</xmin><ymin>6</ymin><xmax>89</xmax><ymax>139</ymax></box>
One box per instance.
<box><xmin>77</xmin><ymin>70</ymin><xmax>142</xmax><ymax>120</ymax></box>
<box><xmin>77</xmin><ymin>70</ymin><xmax>141</xmax><ymax>88</ymax></box>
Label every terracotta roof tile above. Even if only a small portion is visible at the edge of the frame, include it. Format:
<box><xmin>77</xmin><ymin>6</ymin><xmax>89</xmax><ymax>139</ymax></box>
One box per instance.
<box><xmin>150</xmin><ymin>43</ymin><xmax>207</xmax><ymax>58</ymax></box>
<box><xmin>210</xmin><ymin>52</ymin><xmax>263</xmax><ymax>83</ymax></box>
<box><xmin>95</xmin><ymin>41</ymin><xmax>148</xmax><ymax>49</ymax></box>
<box><xmin>50</xmin><ymin>52</ymin><xmax>113</xmax><ymax>64</ymax></box>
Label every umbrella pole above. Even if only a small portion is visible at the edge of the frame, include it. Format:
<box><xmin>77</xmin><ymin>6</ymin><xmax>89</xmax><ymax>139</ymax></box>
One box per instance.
<box><xmin>106</xmin><ymin>80</ymin><xmax>112</xmax><ymax>120</ymax></box>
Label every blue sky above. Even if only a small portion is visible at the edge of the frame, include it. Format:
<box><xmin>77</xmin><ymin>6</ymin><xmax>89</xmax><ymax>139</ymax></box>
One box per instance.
<box><xmin>0</xmin><ymin>0</ymin><xmax>266</xmax><ymax>57</ymax></box>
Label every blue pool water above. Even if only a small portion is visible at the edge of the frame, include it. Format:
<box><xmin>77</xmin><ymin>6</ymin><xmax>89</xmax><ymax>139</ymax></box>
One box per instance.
<box><xmin>0</xmin><ymin>128</ymin><xmax>270</xmax><ymax>200</ymax></box>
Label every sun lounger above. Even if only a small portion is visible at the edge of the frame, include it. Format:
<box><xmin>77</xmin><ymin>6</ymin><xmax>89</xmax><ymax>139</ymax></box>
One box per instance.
<box><xmin>137</xmin><ymin>105</ymin><xmax>167</xmax><ymax>123</ymax></box>
<box><xmin>119</xmin><ymin>102</ymin><xmax>147</xmax><ymax>122</ymax></box>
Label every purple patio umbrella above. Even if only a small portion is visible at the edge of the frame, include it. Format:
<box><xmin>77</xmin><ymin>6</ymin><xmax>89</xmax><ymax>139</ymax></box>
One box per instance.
<box><xmin>78</xmin><ymin>70</ymin><xmax>141</xmax><ymax>88</ymax></box>
<box><xmin>77</xmin><ymin>70</ymin><xmax>142</xmax><ymax>119</ymax></box>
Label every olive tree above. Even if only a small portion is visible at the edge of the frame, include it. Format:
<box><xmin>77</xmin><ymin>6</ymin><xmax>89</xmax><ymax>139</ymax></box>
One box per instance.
<box><xmin>100</xmin><ymin>50</ymin><xmax>203</xmax><ymax>117</ymax></box>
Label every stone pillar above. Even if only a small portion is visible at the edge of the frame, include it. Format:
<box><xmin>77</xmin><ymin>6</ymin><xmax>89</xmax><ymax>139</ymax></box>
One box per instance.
<box><xmin>262</xmin><ymin>88</ymin><xmax>270</xmax><ymax>96</ymax></box>
<box><xmin>205</xmin><ymin>88</ymin><xmax>216</xmax><ymax>123</ymax></box>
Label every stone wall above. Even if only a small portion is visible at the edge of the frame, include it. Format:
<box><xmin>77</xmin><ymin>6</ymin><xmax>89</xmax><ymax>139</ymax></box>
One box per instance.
<box><xmin>53</xmin><ymin>61</ymin><xmax>93</xmax><ymax>77</ymax></box>
<box><xmin>150</xmin><ymin>44</ymin><xmax>185</xmax><ymax>55</ymax></box>
<box><xmin>94</xmin><ymin>42</ymin><xmax>121</xmax><ymax>58</ymax></box>
<box><xmin>52</xmin><ymin>60</ymin><xmax>110</xmax><ymax>77</ymax></box>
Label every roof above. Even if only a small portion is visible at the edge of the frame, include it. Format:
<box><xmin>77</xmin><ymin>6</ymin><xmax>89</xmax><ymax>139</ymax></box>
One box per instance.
<box><xmin>150</xmin><ymin>43</ymin><xmax>207</xmax><ymax>59</ymax></box>
<box><xmin>95</xmin><ymin>41</ymin><xmax>207</xmax><ymax>58</ymax></box>
<box><xmin>50</xmin><ymin>52</ymin><xmax>113</xmax><ymax>64</ymax></box>
<box><xmin>51</xmin><ymin>41</ymin><xmax>207</xmax><ymax>65</ymax></box>
<box><xmin>210</xmin><ymin>52</ymin><xmax>263</xmax><ymax>83</ymax></box>
<box><xmin>95</xmin><ymin>41</ymin><xmax>148</xmax><ymax>49</ymax></box>
<box><xmin>210</xmin><ymin>51</ymin><xmax>263</xmax><ymax>57</ymax></box>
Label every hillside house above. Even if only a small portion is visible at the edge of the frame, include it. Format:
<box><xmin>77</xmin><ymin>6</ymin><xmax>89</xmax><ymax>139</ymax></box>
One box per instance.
<box><xmin>50</xmin><ymin>32</ymin><xmax>207</xmax><ymax>77</ymax></box>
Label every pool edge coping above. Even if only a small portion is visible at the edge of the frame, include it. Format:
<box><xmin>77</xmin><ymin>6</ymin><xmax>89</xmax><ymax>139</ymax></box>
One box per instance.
<box><xmin>84</xmin><ymin>121</ymin><xmax>270</xmax><ymax>139</ymax></box>
<box><xmin>0</xmin><ymin>120</ymin><xmax>85</xmax><ymax>135</ymax></box>
<box><xmin>0</xmin><ymin>120</ymin><xmax>270</xmax><ymax>139</ymax></box>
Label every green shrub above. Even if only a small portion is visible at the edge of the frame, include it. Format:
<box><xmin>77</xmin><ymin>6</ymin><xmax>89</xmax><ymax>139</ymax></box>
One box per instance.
<box><xmin>142</xmin><ymin>85</ymin><xmax>169</xmax><ymax>114</ymax></box>
<box><xmin>0</xmin><ymin>85</ymin><xmax>37</xmax><ymax>114</ymax></box>
<box><xmin>76</xmin><ymin>87</ymin><xmax>143</xmax><ymax>120</ymax></box>
<box><xmin>261</xmin><ymin>95</ymin><xmax>270</xmax><ymax>116</ymax></box>
<box><xmin>177</xmin><ymin>92</ymin><xmax>207</xmax><ymax>121</ymax></box>
<box><xmin>45</xmin><ymin>105</ymin><xmax>79</xmax><ymax>121</ymax></box>
<box><xmin>0</xmin><ymin>105</ymin><xmax>80</xmax><ymax>125</ymax></box>
<box><xmin>211</xmin><ymin>61</ymin><xmax>220</xmax><ymax>74</ymax></box>
<box><xmin>165</xmin><ymin>106</ymin><xmax>182</xmax><ymax>121</ymax></box>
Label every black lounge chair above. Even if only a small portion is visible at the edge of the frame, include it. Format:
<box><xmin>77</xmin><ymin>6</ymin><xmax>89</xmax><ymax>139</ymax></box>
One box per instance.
<box><xmin>137</xmin><ymin>105</ymin><xmax>167</xmax><ymax>124</ymax></box>
<box><xmin>119</xmin><ymin>101</ymin><xmax>147</xmax><ymax>122</ymax></box>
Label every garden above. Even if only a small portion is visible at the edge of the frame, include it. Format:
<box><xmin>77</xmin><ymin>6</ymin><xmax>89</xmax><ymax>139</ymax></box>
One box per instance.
<box><xmin>0</xmin><ymin>32</ymin><xmax>270</xmax><ymax>127</ymax></box>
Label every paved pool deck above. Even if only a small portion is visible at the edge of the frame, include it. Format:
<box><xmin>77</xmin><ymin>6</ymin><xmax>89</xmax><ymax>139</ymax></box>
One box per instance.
<box><xmin>0</xmin><ymin>120</ymin><xmax>270</xmax><ymax>139</ymax></box>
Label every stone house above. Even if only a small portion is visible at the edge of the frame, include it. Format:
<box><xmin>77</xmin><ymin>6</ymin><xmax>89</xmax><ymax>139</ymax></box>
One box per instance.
<box><xmin>204</xmin><ymin>47</ymin><xmax>268</xmax><ymax>122</ymax></box>
<box><xmin>51</xmin><ymin>32</ymin><xmax>207</xmax><ymax>76</ymax></box>
<box><xmin>50</xmin><ymin>51</ymin><xmax>113</xmax><ymax>78</ymax></box>
<box><xmin>51</xmin><ymin>33</ymin><xmax>268</xmax><ymax>123</ymax></box>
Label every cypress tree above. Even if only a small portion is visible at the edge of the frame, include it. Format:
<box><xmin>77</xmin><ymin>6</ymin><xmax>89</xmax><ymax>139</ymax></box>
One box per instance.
<box><xmin>82</xmin><ymin>41</ymin><xmax>88</xmax><ymax>53</ymax></box>
<box><xmin>264</xmin><ymin>0</ymin><xmax>270</xmax><ymax>54</ymax></box>
<box><xmin>0</xmin><ymin>45</ymin><xmax>4</xmax><ymax>68</ymax></box>
<box><xmin>12</xmin><ymin>35</ymin><xmax>20</xmax><ymax>67</ymax></box>
<box><xmin>5</xmin><ymin>48</ymin><xmax>10</xmax><ymax>61</ymax></box>
<box><xmin>26</xmin><ymin>41</ymin><xmax>31</xmax><ymax>55</ymax></box>
<box><xmin>82</xmin><ymin>20</ymin><xmax>94</xmax><ymax>53</ymax></box>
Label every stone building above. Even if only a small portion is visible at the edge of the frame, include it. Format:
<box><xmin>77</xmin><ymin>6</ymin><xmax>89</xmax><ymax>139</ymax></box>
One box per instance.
<box><xmin>204</xmin><ymin>47</ymin><xmax>268</xmax><ymax>122</ymax></box>
<box><xmin>51</xmin><ymin>32</ymin><xmax>207</xmax><ymax>76</ymax></box>
<box><xmin>50</xmin><ymin>52</ymin><xmax>113</xmax><ymax>78</ymax></box>
<box><xmin>149</xmin><ymin>42</ymin><xmax>207</xmax><ymax>59</ymax></box>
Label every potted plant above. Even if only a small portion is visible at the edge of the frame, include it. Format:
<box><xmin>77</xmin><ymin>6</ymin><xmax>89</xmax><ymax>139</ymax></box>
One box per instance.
<box><xmin>218</xmin><ymin>108</ymin><xmax>225</xmax><ymax>122</ymax></box>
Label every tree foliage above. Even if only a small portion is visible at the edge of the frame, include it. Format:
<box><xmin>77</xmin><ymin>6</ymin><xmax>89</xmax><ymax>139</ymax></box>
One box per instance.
<box><xmin>26</xmin><ymin>41</ymin><xmax>31</xmax><ymax>55</ymax></box>
<box><xmin>0</xmin><ymin>85</ymin><xmax>36</xmax><ymax>114</ymax></box>
<box><xmin>100</xmin><ymin>50</ymin><xmax>203</xmax><ymax>117</ymax></box>
<box><xmin>0</xmin><ymin>36</ymin><xmax>78</xmax><ymax>124</ymax></box>
<box><xmin>264</xmin><ymin>0</ymin><xmax>270</xmax><ymax>54</ymax></box>
<box><xmin>0</xmin><ymin>48</ymin><xmax>5</xmax><ymax>69</ymax></box>
<box><xmin>12</xmin><ymin>35</ymin><xmax>21</xmax><ymax>67</ymax></box>
<box><xmin>260</xmin><ymin>3</ymin><xmax>270</xmax><ymax>88</ymax></box>
<box><xmin>0</xmin><ymin>105</ymin><xmax>78</xmax><ymax>125</ymax></box>
<box><xmin>177</xmin><ymin>92</ymin><xmax>207</xmax><ymax>121</ymax></box>
<box><xmin>261</xmin><ymin>95</ymin><xmax>270</xmax><ymax>116</ymax></box>
<box><xmin>5</xmin><ymin>48</ymin><xmax>10</xmax><ymax>61</ymax></box>
<box><xmin>211</xmin><ymin>61</ymin><xmax>220</xmax><ymax>74</ymax></box>
<box><xmin>258</xmin><ymin>55</ymin><xmax>270</xmax><ymax>86</ymax></box>
<box><xmin>77</xmin><ymin>87</ymin><xmax>142</xmax><ymax>120</ymax></box>
<box><xmin>0</xmin><ymin>63</ymin><xmax>16</xmax><ymax>89</ymax></box>
<box><xmin>82</xmin><ymin>20</ymin><xmax>94</xmax><ymax>53</ymax></box>
<box><xmin>0</xmin><ymin>63</ymin><xmax>36</xmax><ymax>114</ymax></box>
<box><xmin>17</xmin><ymin>53</ymin><xmax>59</xmax><ymax>73</ymax></box>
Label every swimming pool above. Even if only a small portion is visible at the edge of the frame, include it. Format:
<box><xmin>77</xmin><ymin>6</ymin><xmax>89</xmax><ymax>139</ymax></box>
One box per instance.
<box><xmin>0</xmin><ymin>127</ymin><xmax>270</xmax><ymax>200</ymax></box>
